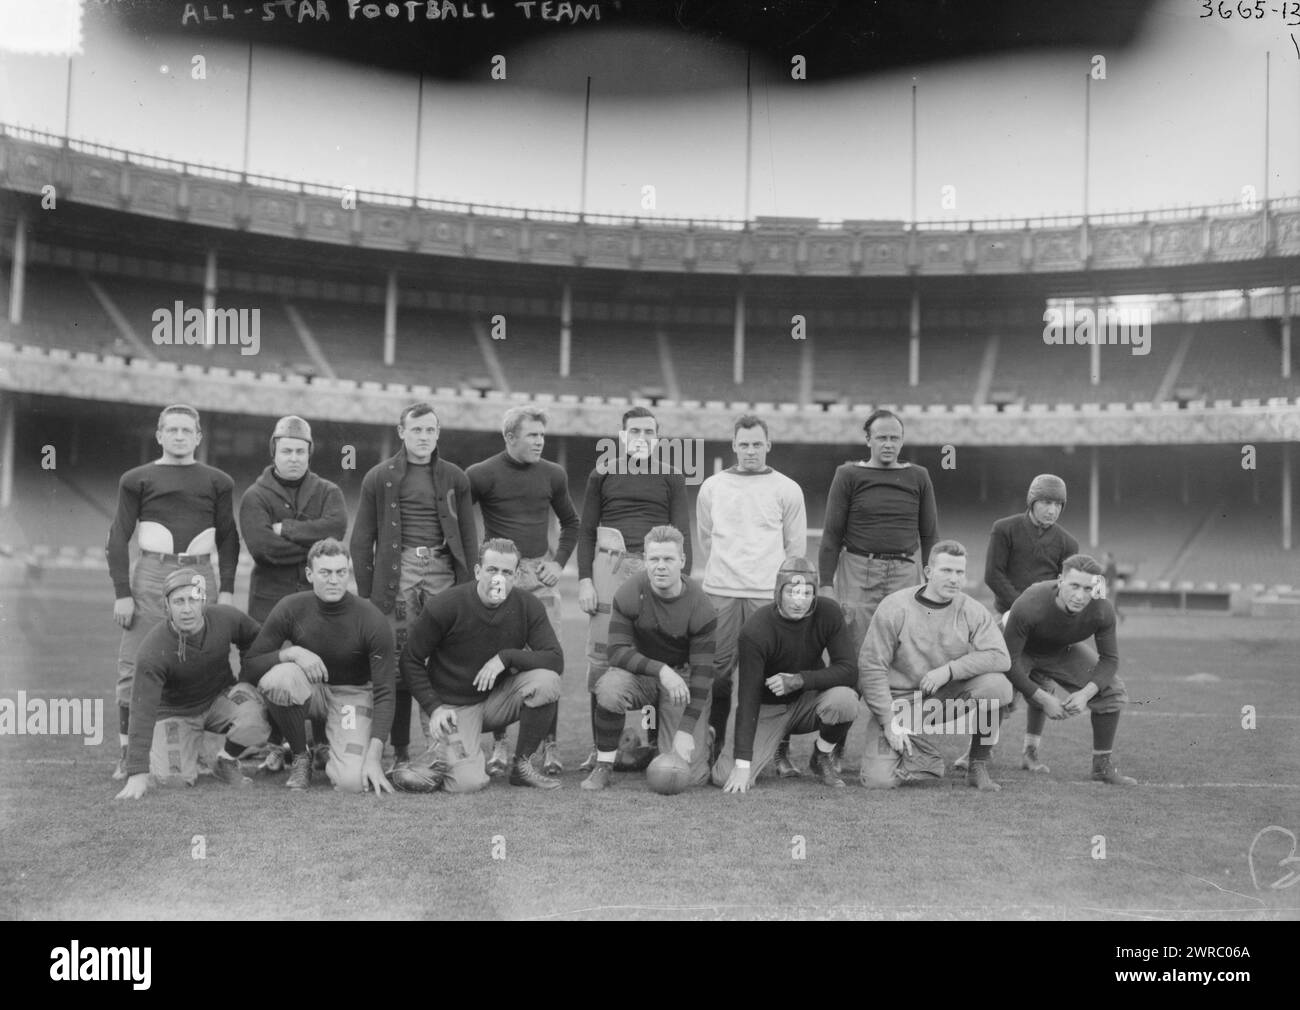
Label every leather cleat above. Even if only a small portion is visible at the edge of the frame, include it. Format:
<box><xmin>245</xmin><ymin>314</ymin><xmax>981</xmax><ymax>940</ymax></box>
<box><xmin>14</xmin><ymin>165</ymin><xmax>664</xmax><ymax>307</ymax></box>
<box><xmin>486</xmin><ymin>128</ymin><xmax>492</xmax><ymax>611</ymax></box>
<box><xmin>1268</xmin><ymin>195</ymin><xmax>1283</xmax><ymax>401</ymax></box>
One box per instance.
<box><xmin>1022</xmin><ymin>745</ymin><xmax>1050</xmax><ymax>774</ymax></box>
<box><xmin>966</xmin><ymin>759</ymin><xmax>1001</xmax><ymax>792</ymax></box>
<box><xmin>487</xmin><ymin>739</ymin><xmax>510</xmax><ymax>777</ymax></box>
<box><xmin>809</xmin><ymin>748</ymin><xmax>846</xmax><ymax>788</ymax></box>
<box><xmin>212</xmin><ymin>752</ymin><xmax>253</xmax><ymax>787</ymax></box>
<box><xmin>260</xmin><ymin>743</ymin><xmax>290</xmax><ymax>774</ymax></box>
<box><xmin>580</xmin><ymin>760</ymin><xmax>615</xmax><ymax>791</ymax></box>
<box><xmin>286</xmin><ymin>751</ymin><xmax>312</xmax><ymax>789</ymax></box>
<box><xmin>1091</xmin><ymin>755</ymin><xmax>1136</xmax><ymax>786</ymax></box>
<box><xmin>112</xmin><ymin>746</ymin><xmax>129</xmax><ymax>781</ymax></box>
<box><xmin>540</xmin><ymin>739</ymin><xmax>564</xmax><ymax>776</ymax></box>
<box><xmin>509</xmin><ymin>756</ymin><xmax>560</xmax><ymax>790</ymax></box>
<box><xmin>830</xmin><ymin>739</ymin><xmax>845</xmax><ymax>776</ymax></box>
<box><xmin>774</xmin><ymin>739</ymin><xmax>801</xmax><ymax>779</ymax></box>
<box><xmin>578</xmin><ymin>747</ymin><xmax>599</xmax><ymax>772</ymax></box>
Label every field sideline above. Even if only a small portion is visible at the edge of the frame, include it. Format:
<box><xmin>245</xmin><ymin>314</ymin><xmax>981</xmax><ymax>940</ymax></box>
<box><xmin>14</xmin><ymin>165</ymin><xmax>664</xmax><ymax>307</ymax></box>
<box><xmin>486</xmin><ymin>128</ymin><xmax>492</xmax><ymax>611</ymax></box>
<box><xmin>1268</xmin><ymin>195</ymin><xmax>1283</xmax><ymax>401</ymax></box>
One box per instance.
<box><xmin>1</xmin><ymin>574</ymin><xmax>1298</xmax><ymax>921</ymax></box>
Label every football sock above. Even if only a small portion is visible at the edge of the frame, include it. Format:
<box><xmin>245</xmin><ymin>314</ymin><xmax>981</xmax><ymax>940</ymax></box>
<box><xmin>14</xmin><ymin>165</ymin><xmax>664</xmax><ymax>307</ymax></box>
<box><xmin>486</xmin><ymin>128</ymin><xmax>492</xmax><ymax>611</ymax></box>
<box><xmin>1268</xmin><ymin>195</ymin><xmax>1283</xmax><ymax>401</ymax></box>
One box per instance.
<box><xmin>309</xmin><ymin>717</ymin><xmax>326</xmax><ymax>747</ymax></box>
<box><xmin>816</xmin><ymin>721</ymin><xmax>850</xmax><ymax>750</ymax></box>
<box><xmin>268</xmin><ymin>702</ymin><xmax>309</xmax><ymax>754</ymax></box>
<box><xmin>1025</xmin><ymin>705</ymin><xmax>1047</xmax><ymax>735</ymax></box>
<box><xmin>118</xmin><ymin>733</ymin><xmax>129</xmax><ymax>748</ymax></box>
<box><xmin>493</xmin><ymin>729</ymin><xmax>507</xmax><ymax>743</ymax></box>
<box><xmin>547</xmin><ymin>702</ymin><xmax>559</xmax><ymax>740</ymax></box>
<box><xmin>970</xmin><ymin>736</ymin><xmax>993</xmax><ymax>762</ymax></box>
<box><xmin>596</xmin><ymin>750</ymin><xmax>618</xmax><ymax>763</ymax></box>
<box><xmin>119</xmin><ymin>704</ymin><xmax>130</xmax><ymax>736</ymax></box>
<box><xmin>391</xmin><ymin>688</ymin><xmax>412</xmax><ymax>750</ymax></box>
<box><xmin>777</xmin><ymin>733</ymin><xmax>793</xmax><ymax>753</ymax></box>
<box><xmin>515</xmin><ymin>702</ymin><xmax>556</xmax><ymax>760</ymax></box>
<box><xmin>1024</xmin><ymin>732</ymin><xmax>1043</xmax><ymax>751</ymax></box>
<box><xmin>1092</xmin><ymin>710</ymin><xmax>1120</xmax><ymax>751</ymax></box>
<box><xmin>222</xmin><ymin>739</ymin><xmax>243</xmax><ymax>759</ymax></box>
<box><xmin>592</xmin><ymin>700</ymin><xmax>626</xmax><ymax>752</ymax></box>
<box><xmin>708</xmin><ymin>676</ymin><xmax>732</xmax><ymax>751</ymax></box>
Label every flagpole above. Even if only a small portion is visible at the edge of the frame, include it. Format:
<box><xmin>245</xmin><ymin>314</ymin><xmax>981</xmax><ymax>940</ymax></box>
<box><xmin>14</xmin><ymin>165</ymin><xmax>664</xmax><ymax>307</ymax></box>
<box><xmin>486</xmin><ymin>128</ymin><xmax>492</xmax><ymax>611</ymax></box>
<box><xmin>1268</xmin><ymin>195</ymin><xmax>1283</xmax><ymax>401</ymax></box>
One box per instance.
<box><xmin>241</xmin><ymin>42</ymin><xmax>253</xmax><ymax>178</ymax></box>
<box><xmin>579</xmin><ymin>76</ymin><xmax>591</xmax><ymax>218</ymax></box>
<box><xmin>744</xmin><ymin>51</ymin><xmax>753</xmax><ymax>222</ymax></box>
<box><xmin>413</xmin><ymin>73</ymin><xmax>424</xmax><ymax>199</ymax></box>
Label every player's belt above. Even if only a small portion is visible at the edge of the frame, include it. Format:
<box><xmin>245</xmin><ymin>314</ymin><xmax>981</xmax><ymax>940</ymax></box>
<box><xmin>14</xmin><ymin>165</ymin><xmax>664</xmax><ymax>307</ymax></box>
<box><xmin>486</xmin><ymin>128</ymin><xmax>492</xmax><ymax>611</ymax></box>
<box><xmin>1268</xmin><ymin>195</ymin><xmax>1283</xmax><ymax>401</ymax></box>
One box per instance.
<box><xmin>140</xmin><ymin>549</ymin><xmax>209</xmax><ymax>565</ymax></box>
<box><xmin>405</xmin><ymin>544</ymin><xmax>449</xmax><ymax>558</ymax></box>
<box><xmin>847</xmin><ymin>548</ymin><xmax>915</xmax><ymax>562</ymax></box>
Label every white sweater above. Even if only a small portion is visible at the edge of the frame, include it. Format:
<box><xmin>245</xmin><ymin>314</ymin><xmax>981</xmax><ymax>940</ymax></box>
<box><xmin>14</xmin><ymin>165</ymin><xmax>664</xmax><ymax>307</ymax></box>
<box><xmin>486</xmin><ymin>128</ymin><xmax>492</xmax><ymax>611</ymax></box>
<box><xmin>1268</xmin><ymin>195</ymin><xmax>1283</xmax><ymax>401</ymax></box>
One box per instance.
<box><xmin>696</xmin><ymin>467</ymin><xmax>808</xmax><ymax>598</ymax></box>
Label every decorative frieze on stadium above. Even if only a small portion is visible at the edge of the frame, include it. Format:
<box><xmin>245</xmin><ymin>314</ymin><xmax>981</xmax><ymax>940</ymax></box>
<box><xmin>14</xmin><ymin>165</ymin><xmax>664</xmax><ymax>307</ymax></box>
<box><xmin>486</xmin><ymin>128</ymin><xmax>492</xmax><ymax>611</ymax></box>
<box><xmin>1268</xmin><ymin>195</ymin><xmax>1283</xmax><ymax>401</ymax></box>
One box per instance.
<box><xmin>3</xmin><ymin>133</ymin><xmax>1299</xmax><ymax>278</ymax></box>
<box><xmin>4</xmin><ymin>343</ymin><xmax>1296</xmax><ymax>447</ymax></box>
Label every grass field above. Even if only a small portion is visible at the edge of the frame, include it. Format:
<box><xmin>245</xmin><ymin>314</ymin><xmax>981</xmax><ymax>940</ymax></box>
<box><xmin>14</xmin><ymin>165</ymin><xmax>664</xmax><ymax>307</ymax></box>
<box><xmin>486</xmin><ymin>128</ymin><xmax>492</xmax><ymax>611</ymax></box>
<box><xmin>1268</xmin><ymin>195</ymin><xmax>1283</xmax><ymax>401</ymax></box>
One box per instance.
<box><xmin>2</xmin><ymin>572</ymin><xmax>1298</xmax><ymax>921</ymax></box>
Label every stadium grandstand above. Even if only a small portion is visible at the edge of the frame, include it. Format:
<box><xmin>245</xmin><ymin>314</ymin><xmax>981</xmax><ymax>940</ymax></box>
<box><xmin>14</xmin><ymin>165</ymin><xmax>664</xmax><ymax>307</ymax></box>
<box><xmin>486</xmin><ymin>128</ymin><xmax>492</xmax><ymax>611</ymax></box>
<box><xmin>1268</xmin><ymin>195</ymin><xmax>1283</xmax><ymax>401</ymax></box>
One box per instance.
<box><xmin>1</xmin><ymin>122</ymin><xmax>1297</xmax><ymax>614</ymax></box>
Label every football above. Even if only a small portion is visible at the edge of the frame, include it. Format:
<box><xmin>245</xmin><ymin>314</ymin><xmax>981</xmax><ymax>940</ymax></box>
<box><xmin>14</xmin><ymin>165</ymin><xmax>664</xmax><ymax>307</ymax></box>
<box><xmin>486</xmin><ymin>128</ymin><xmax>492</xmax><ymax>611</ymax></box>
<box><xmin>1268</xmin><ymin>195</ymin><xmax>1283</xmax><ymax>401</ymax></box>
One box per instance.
<box><xmin>645</xmin><ymin>753</ymin><xmax>692</xmax><ymax>795</ymax></box>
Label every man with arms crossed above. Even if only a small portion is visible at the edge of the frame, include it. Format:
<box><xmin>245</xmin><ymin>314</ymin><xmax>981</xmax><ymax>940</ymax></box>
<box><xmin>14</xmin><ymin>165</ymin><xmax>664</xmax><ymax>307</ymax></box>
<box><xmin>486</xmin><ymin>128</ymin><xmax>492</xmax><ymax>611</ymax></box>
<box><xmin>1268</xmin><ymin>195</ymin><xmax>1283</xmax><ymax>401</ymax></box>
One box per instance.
<box><xmin>468</xmin><ymin>406</ymin><xmax>579</xmax><ymax>777</ymax></box>
<box><xmin>400</xmin><ymin>538</ymin><xmax>565</xmax><ymax>792</ymax></box>
<box><xmin>1001</xmin><ymin>554</ymin><xmax>1136</xmax><ymax>785</ymax></box>
<box><xmin>239</xmin><ymin>415</ymin><xmax>347</xmax><ymax>772</ymax></box>
<box><xmin>696</xmin><ymin>414</ymin><xmax>806</xmax><ymax>768</ymax></box>
<box><xmin>350</xmin><ymin>403</ymin><xmax>477</xmax><ymax>774</ymax></box>
<box><xmin>107</xmin><ymin>404</ymin><xmax>240</xmax><ymax>780</ymax></box>
<box><xmin>243</xmin><ymin>539</ymin><xmax>396</xmax><ymax>794</ymax></box>
<box><xmin>575</xmin><ymin>407</ymin><xmax>693</xmax><ymax>769</ymax></box>
<box><xmin>114</xmin><ymin>568</ymin><xmax>270</xmax><ymax>799</ymax></box>
<box><xmin>711</xmin><ymin>558</ymin><xmax>858</xmax><ymax>792</ymax></box>
<box><xmin>858</xmin><ymin>540</ymin><xmax>1012</xmax><ymax>792</ymax></box>
<box><xmin>582</xmin><ymin>525</ymin><xmax>717</xmax><ymax>791</ymax></box>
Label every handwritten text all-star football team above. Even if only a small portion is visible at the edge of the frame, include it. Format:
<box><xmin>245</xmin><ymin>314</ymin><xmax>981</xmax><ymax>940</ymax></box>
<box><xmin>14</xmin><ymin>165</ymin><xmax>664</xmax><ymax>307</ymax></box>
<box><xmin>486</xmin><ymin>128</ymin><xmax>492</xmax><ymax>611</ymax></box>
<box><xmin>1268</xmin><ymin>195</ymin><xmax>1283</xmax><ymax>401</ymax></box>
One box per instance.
<box><xmin>110</xmin><ymin>400</ymin><xmax>1135</xmax><ymax>801</ymax></box>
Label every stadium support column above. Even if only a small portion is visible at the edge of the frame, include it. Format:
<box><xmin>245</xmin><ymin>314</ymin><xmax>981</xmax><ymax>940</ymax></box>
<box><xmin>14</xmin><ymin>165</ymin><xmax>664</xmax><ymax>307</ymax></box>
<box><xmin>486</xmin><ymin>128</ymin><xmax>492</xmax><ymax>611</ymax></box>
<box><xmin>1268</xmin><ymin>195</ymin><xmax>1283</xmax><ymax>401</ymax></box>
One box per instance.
<box><xmin>383</xmin><ymin>270</ymin><xmax>397</xmax><ymax>367</ymax></box>
<box><xmin>1283</xmin><ymin>442</ymin><xmax>1293</xmax><ymax>551</ymax></box>
<box><xmin>8</xmin><ymin>212</ymin><xmax>27</xmax><ymax>325</ymax></box>
<box><xmin>908</xmin><ymin>286</ymin><xmax>920</xmax><ymax>387</ymax></box>
<box><xmin>1282</xmin><ymin>312</ymin><xmax>1292</xmax><ymax>378</ymax></box>
<box><xmin>202</xmin><ymin>249</ymin><xmax>218</xmax><ymax>352</ymax></box>
<box><xmin>1088</xmin><ymin>446</ymin><xmax>1100</xmax><ymax>549</ymax></box>
<box><xmin>1090</xmin><ymin>296</ymin><xmax>1101</xmax><ymax>386</ymax></box>
<box><xmin>0</xmin><ymin>393</ymin><xmax>13</xmax><ymax>509</ymax></box>
<box><xmin>560</xmin><ymin>282</ymin><xmax>572</xmax><ymax>378</ymax></box>
<box><xmin>733</xmin><ymin>287</ymin><xmax>746</xmax><ymax>385</ymax></box>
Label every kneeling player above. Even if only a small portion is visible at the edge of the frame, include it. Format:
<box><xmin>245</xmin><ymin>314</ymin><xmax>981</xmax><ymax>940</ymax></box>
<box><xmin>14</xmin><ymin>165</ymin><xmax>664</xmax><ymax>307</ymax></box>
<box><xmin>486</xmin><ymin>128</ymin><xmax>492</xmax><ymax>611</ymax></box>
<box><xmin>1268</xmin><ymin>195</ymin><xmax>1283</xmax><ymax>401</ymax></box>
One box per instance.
<box><xmin>712</xmin><ymin>558</ymin><xmax>858</xmax><ymax>792</ymax></box>
<box><xmin>1002</xmin><ymin>554</ymin><xmax>1136</xmax><ymax>785</ymax></box>
<box><xmin>858</xmin><ymin>540</ymin><xmax>1012</xmax><ymax>792</ymax></box>
<box><xmin>583</xmin><ymin>525</ymin><xmax>717</xmax><ymax>791</ymax></box>
<box><xmin>400</xmin><ymin>538</ymin><xmax>564</xmax><ymax>792</ymax></box>
<box><xmin>114</xmin><ymin>569</ymin><xmax>270</xmax><ymax>799</ymax></box>
<box><xmin>243</xmin><ymin>539</ymin><xmax>395</xmax><ymax>794</ymax></box>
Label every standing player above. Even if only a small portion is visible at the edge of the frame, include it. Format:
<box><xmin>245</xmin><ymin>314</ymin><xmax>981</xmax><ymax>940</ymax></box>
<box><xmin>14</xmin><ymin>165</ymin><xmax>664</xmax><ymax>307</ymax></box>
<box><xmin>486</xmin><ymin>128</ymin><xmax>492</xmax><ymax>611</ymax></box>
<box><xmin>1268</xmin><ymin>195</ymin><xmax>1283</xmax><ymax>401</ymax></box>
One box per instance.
<box><xmin>1001</xmin><ymin>555</ymin><xmax>1136</xmax><ymax>785</ymax></box>
<box><xmin>858</xmin><ymin>540</ymin><xmax>1012</xmax><ymax>792</ymax></box>
<box><xmin>468</xmin><ymin>406</ymin><xmax>579</xmax><ymax>777</ymax></box>
<box><xmin>711</xmin><ymin>558</ymin><xmax>858</xmax><ymax>792</ymax></box>
<box><xmin>243</xmin><ymin>539</ymin><xmax>396</xmax><ymax>794</ymax></box>
<box><xmin>575</xmin><ymin>407</ymin><xmax>693</xmax><ymax>769</ymax></box>
<box><xmin>238</xmin><ymin>416</ymin><xmax>347</xmax><ymax>622</ymax></box>
<box><xmin>984</xmin><ymin>474</ymin><xmax>1078</xmax><ymax>615</ymax></box>
<box><xmin>107</xmin><ymin>404</ymin><xmax>240</xmax><ymax>780</ymax></box>
<box><xmin>399</xmin><ymin>538</ymin><xmax>565</xmax><ymax>792</ymax></box>
<box><xmin>350</xmin><ymin>403</ymin><xmax>477</xmax><ymax>773</ymax></box>
<box><xmin>696</xmin><ymin>414</ymin><xmax>807</xmax><ymax>766</ymax></box>
<box><xmin>239</xmin><ymin>415</ymin><xmax>347</xmax><ymax>772</ymax></box>
<box><xmin>114</xmin><ymin>568</ymin><xmax>270</xmax><ymax>799</ymax></box>
<box><xmin>814</xmin><ymin>408</ymin><xmax>937</xmax><ymax>772</ymax></box>
<box><xmin>582</xmin><ymin>525</ymin><xmax>717</xmax><ymax>791</ymax></box>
